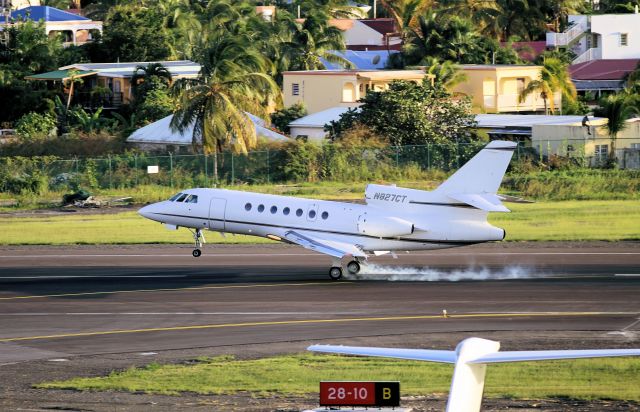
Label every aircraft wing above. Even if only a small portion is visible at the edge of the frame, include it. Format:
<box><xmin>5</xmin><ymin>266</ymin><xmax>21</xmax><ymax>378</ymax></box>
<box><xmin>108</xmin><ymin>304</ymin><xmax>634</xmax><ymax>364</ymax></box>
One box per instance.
<box><xmin>470</xmin><ymin>349</ymin><xmax>640</xmax><ymax>364</ymax></box>
<box><xmin>308</xmin><ymin>344</ymin><xmax>456</xmax><ymax>363</ymax></box>
<box><xmin>283</xmin><ymin>230</ymin><xmax>367</xmax><ymax>259</ymax></box>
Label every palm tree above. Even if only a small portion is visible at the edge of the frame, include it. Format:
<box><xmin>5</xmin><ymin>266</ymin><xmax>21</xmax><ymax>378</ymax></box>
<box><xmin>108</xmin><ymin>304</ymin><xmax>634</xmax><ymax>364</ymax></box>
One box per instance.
<box><xmin>378</xmin><ymin>0</ymin><xmax>433</xmax><ymax>32</ymax></box>
<box><xmin>131</xmin><ymin>63</ymin><xmax>173</xmax><ymax>89</ymax></box>
<box><xmin>423</xmin><ymin>58</ymin><xmax>468</xmax><ymax>91</ymax></box>
<box><xmin>518</xmin><ymin>57</ymin><xmax>576</xmax><ymax>114</ymax></box>
<box><xmin>170</xmin><ymin>31</ymin><xmax>281</xmax><ymax>183</ymax></box>
<box><xmin>283</xmin><ymin>11</ymin><xmax>352</xmax><ymax>71</ymax></box>
<box><xmin>594</xmin><ymin>94</ymin><xmax>636</xmax><ymax>165</ymax></box>
<box><xmin>438</xmin><ymin>0</ymin><xmax>500</xmax><ymax>38</ymax></box>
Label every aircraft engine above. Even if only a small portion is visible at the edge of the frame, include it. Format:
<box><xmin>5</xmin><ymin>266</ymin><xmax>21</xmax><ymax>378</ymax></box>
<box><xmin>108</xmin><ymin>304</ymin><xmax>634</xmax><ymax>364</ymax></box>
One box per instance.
<box><xmin>357</xmin><ymin>213</ymin><xmax>414</xmax><ymax>238</ymax></box>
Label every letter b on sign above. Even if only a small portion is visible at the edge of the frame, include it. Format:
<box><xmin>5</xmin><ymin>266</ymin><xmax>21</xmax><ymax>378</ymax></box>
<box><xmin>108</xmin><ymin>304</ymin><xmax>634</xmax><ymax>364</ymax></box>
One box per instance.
<box><xmin>375</xmin><ymin>382</ymin><xmax>400</xmax><ymax>407</ymax></box>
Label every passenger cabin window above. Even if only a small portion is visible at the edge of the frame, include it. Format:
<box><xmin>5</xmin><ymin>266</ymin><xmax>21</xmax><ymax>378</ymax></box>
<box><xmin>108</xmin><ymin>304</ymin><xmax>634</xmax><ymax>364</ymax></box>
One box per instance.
<box><xmin>308</xmin><ymin>210</ymin><xmax>316</xmax><ymax>219</ymax></box>
<box><xmin>176</xmin><ymin>193</ymin><xmax>188</xmax><ymax>202</ymax></box>
<box><xmin>270</xmin><ymin>206</ymin><xmax>277</xmax><ymax>214</ymax></box>
<box><xmin>321</xmin><ymin>211</ymin><xmax>329</xmax><ymax>220</ymax></box>
<box><xmin>258</xmin><ymin>204</ymin><xmax>265</xmax><ymax>212</ymax></box>
<box><xmin>245</xmin><ymin>203</ymin><xmax>252</xmax><ymax>211</ymax></box>
<box><xmin>283</xmin><ymin>207</ymin><xmax>290</xmax><ymax>215</ymax></box>
<box><xmin>169</xmin><ymin>193</ymin><xmax>183</xmax><ymax>201</ymax></box>
<box><xmin>296</xmin><ymin>208</ymin><xmax>303</xmax><ymax>217</ymax></box>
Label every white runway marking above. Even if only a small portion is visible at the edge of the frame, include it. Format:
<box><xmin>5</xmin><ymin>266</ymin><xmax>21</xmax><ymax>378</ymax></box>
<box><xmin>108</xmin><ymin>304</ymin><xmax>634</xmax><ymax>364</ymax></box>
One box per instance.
<box><xmin>0</xmin><ymin>252</ymin><xmax>639</xmax><ymax>259</ymax></box>
<box><xmin>615</xmin><ymin>274</ymin><xmax>640</xmax><ymax>277</ymax></box>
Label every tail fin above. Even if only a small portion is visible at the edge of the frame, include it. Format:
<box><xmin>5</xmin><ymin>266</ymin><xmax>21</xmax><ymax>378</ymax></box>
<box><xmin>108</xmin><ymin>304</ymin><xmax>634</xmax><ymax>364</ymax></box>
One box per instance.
<box><xmin>435</xmin><ymin>141</ymin><xmax>517</xmax><ymax>195</ymax></box>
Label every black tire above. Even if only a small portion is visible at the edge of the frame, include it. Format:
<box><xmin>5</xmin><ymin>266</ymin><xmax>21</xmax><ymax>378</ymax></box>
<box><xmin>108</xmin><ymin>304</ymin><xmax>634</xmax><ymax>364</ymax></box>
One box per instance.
<box><xmin>347</xmin><ymin>260</ymin><xmax>361</xmax><ymax>275</ymax></box>
<box><xmin>329</xmin><ymin>266</ymin><xmax>342</xmax><ymax>280</ymax></box>
<box><xmin>192</xmin><ymin>249</ymin><xmax>202</xmax><ymax>257</ymax></box>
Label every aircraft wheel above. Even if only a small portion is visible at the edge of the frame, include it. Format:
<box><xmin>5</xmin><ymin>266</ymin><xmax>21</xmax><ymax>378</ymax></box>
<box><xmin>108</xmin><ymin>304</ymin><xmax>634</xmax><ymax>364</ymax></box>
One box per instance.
<box><xmin>329</xmin><ymin>266</ymin><xmax>343</xmax><ymax>280</ymax></box>
<box><xmin>347</xmin><ymin>260</ymin><xmax>361</xmax><ymax>275</ymax></box>
<box><xmin>192</xmin><ymin>249</ymin><xmax>202</xmax><ymax>258</ymax></box>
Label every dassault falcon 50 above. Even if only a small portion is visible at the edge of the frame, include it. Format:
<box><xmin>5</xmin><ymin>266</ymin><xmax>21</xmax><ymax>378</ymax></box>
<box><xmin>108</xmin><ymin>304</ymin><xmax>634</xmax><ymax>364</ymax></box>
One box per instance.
<box><xmin>139</xmin><ymin>140</ymin><xmax>523</xmax><ymax>280</ymax></box>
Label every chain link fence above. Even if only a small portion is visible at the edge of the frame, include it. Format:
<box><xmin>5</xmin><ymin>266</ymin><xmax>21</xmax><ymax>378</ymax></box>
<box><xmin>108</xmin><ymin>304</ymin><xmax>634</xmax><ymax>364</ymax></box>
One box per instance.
<box><xmin>1</xmin><ymin>139</ymin><xmax>638</xmax><ymax>194</ymax></box>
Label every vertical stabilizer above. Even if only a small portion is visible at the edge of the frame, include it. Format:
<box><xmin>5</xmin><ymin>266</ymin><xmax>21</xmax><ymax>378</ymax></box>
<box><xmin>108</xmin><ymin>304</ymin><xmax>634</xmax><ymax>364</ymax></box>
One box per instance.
<box><xmin>436</xmin><ymin>141</ymin><xmax>517</xmax><ymax>195</ymax></box>
<box><xmin>446</xmin><ymin>338</ymin><xmax>500</xmax><ymax>412</ymax></box>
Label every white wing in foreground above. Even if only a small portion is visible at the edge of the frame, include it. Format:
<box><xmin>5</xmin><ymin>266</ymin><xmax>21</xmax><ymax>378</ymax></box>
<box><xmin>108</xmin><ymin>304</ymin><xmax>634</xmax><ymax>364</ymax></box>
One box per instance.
<box><xmin>284</xmin><ymin>230</ymin><xmax>367</xmax><ymax>259</ymax></box>
<box><xmin>472</xmin><ymin>349</ymin><xmax>640</xmax><ymax>364</ymax></box>
<box><xmin>307</xmin><ymin>344</ymin><xmax>457</xmax><ymax>363</ymax></box>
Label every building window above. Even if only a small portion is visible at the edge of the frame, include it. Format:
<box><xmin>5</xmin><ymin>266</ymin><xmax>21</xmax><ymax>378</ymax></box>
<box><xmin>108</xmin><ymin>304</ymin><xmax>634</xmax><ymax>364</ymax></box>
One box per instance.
<box><xmin>292</xmin><ymin>83</ymin><xmax>299</xmax><ymax>96</ymax></box>
<box><xmin>270</xmin><ymin>206</ymin><xmax>278</xmax><ymax>214</ymax></box>
<box><xmin>321</xmin><ymin>211</ymin><xmax>329</xmax><ymax>220</ymax></box>
<box><xmin>296</xmin><ymin>208</ymin><xmax>303</xmax><ymax>217</ymax></box>
<box><xmin>342</xmin><ymin>82</ymin><xmax>356</xmax><ymax>102</ymax></box>
<box><xmin>631</xmin><ymin>143</ymin><xmax>640</xmax><ymax>149</ymax></box>
<box><xmin>620</xmin><ymin>33</ymin><xmax>628</xmax><ymax>46</ymax></box>
<box><xmin>595</xmin><ymin>144</ymin><xmax>608</xmax><ymax>159</ymax></box>
<box><xmin>283</xmin><ymin>207</ymin><xmax>290</xmax><ymax>215</ymax></box>
<box><xmin>258</xmin><ymin>204</ymin><xmax>265</xmax><ymax>212</ymax></box>
<box><xmin>245</xmin><ymin>203</ymin><xmax>252</xmax><ymax>211</ymax></box>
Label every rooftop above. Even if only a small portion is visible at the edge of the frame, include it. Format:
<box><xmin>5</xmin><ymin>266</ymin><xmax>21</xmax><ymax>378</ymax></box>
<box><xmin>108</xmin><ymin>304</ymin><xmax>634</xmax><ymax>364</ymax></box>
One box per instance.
<box><xmin>570</xmin><ymin>59</ymin><xmax>640</xmax><ymax>81</ymax></box>
<box><xmin>59</xmin><ymin>60</ymin><xmax>200</xmax><ymax>79</ymax></box>
<box><xmin>476</xmin><ymin>114</ymin><xmax>607</xmax><ymax>128</ymax></box>
<box><xmin>9</xmin><ymin>6</ymin><xmax>91</xmax><ymax>22</ymax></box>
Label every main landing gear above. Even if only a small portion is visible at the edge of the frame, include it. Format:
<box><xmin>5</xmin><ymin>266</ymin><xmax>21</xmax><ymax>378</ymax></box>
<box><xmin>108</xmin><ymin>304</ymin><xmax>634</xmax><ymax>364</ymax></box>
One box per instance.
<box><xmin>328</xmin><ymin>259</ymin><xmax>363</xmax><ymax>280</ymax></box>
<box><xmin>190</xmin><ymin>228</ymin><xmax>205</xmax><ymax>257</ymax></box>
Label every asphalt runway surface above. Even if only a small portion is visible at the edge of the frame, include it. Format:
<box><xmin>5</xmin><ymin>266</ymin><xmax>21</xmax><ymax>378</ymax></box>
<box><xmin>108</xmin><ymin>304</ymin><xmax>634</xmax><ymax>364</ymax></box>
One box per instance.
<box><xmin>0</xmin><ymin>242</ymin><xmax>639</xmax><ymax>411</ymax></box>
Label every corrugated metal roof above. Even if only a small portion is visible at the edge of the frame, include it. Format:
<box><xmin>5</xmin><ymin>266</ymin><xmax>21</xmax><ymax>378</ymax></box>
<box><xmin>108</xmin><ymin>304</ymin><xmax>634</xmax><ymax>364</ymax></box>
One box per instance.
<box><xmin>128</xmin><ymin>114</ymin><xmax>290</xmax><ymax>145</ymax></box>
<box><xmin>476</xmin><ymin>114</ymin><xmax>607</xmax><ymax>128</ymax></box>
<box><xmin>25</xmin><ymin>69</ymin><xmax>96</xmax><ymax>81</ymax></box>
<box><xmin>10</xmin><ymin>6</ymin><xmax>90</xmax><ymax>22</ymax></box>
<box><xmin>289</xmin><ymin>107</ymin><xmax>359</xmax><ymax>128</ymax></box>
<box><xmin>570</xmin><ymin>59</ymin><xmax>640</xmax><ymax>80</ymax></box>
<box><xmin>59</xmin><ymin>61</ymin><xmax>200</xmax><ymax>79</ymax></box>
<box><xmin>321</xmin><ymin>50</ymin><xmax>398</xmax><ymax>70</ymax></box>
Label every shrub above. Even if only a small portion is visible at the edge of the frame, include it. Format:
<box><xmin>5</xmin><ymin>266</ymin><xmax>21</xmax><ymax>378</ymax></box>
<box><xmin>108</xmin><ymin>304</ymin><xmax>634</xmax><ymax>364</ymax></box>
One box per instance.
<box><xmin>15</xmin><ymin>112</ymin><xmax>57</xmax><ymax>141</ymax></box>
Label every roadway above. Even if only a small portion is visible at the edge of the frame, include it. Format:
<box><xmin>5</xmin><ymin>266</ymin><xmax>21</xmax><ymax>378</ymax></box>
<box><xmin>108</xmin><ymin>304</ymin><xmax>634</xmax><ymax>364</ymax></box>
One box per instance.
<box><xmin>0</xmin><ymin>242</ymin><xmax>639</xmax><ymax>411</ymax></box>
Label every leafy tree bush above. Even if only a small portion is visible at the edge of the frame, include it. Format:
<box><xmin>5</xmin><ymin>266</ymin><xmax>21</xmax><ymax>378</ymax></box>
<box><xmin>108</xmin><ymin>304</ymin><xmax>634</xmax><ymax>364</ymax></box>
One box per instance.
<box><xmin>328</xmin><ymin>79</ymin><xmax>478</xmax><ymax>146</ymax></box>
<box><xmin>270</xmin><ymin>103</ymin><xmax>308</xmax><ymax>134</ymax></box>
<box><xmin>15</xmin><ymin>112</ymin><xmax>57</xmax><ymax>141</ymax></box>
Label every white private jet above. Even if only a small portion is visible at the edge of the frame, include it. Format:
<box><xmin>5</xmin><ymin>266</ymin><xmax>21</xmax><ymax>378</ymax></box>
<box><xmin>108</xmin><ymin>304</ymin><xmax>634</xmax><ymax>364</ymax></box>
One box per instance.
<box><xmin>139</xmin><ymin>140</ymin><xmax>521</xmax><ymax>280</ymax></box>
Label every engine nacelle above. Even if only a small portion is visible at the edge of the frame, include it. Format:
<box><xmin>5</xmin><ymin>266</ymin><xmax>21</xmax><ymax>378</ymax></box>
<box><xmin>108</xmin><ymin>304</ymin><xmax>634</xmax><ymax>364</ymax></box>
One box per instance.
<box><xmin>357</xmin><ymin>212</ymin><xmax>415</xmax><ymax>238</ymax></box>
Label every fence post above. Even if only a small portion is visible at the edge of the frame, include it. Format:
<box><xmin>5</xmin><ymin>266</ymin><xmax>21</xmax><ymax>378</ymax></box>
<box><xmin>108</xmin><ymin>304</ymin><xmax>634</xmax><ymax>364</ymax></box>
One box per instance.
<box><xmin>108</xmin><ymin>155</ymin><xmax>112</xmax><ymax>189</ymax></box>
<box><xmin>134</xmin><ymin>154</ymin><xmax>138</xmax><ymax>187</ymax></box>
<box><xmin>231</xmin><ymin>152</ymin><xmax>235</xmax><ymax>185</ymax></box>
<box><xmin>204</xmin><ymin>153</ymin><xmax>208</xmax><ymax>187</ymax></box>
<box><xmin>427</xmin><ymin>144</ymin><xmax>431</xmax><ymax>169</ymax></box>
<box><xmin>266</xmin><ymin>149</ymin><xmax>270</xmax><ymax>184</ymax></box>
<box><xmin>169</xmin><ymin>153</ymin><xmax>173</xmax><ymax>188</ymax></box>
<box><xmin>395</xmin><ymin>146</ymin><xmax>399</xmax><ymax>168</ymax></box>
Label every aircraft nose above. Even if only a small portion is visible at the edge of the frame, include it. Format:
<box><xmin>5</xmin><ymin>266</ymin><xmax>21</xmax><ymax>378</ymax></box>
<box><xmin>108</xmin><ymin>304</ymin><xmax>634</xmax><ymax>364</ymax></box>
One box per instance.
<box><xmin>138</xmin><ymin>203</ymin><xmax>158</xmax><ymax>220</ymax></box>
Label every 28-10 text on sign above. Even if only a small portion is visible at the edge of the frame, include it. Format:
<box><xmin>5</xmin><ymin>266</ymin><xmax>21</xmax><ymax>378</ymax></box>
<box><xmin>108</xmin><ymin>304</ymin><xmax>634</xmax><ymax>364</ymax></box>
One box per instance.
<box><xmin>319</xmin><ymin>381</ymin><xmax>400</xmax><ymax>407</ymax></box>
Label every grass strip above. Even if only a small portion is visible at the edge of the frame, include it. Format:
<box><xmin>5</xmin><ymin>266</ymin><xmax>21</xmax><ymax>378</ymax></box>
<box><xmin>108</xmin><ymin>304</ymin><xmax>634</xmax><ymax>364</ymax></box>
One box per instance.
<box><xmin>0</xmin><ymin>200</ymin><xmax>638</xmax><ymax>244</ymax></box>
<box><xmin>36</xmin><ymin>353</ymin><xmax>640</xmax><ymax>401</ymax></box>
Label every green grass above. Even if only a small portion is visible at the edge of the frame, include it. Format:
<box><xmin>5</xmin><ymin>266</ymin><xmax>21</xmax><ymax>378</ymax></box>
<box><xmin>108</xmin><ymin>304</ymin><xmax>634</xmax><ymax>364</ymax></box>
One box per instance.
<box><xmin>36</xmin><ymin>353</ymin><xmax>640</xmax><ymax>401</ymax></box>
<box><xmin>0</xmin><ymin>200</ymin><xmax>638</xmax><ymax>245</ymax></box>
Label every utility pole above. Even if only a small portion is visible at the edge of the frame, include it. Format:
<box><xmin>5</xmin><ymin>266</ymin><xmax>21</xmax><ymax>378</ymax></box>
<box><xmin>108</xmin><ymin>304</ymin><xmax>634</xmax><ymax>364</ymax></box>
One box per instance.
<box><xmin>373</xmin><ymin>0</ymin><xmax>376</xmax><ymax>18</ymax></box>
<box><xmin>1</xmin><ymin>0</ymin><xmax>11</xmax><ymax>47</ymax></box>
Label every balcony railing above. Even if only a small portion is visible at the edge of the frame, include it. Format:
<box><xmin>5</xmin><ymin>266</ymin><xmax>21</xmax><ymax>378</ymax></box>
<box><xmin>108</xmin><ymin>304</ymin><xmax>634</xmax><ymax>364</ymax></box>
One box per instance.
<box><xmin>573</xmin><ymin>47</ymin><xmax>602</xmax><ymax>65</ymax></box>
<box><xmin>74</xmin><ymin>91</ymin><xmax>124</xmax><ymax>109</ymax></box>
<box><xmin>483</xmin><ymin>93</ymin><xmax>562</xmax><ymax>113</ymax></box>
<box><xmin>546</xmin><ymin>18</ymin><xmax>588</xmax><ymax>47</ymax></box>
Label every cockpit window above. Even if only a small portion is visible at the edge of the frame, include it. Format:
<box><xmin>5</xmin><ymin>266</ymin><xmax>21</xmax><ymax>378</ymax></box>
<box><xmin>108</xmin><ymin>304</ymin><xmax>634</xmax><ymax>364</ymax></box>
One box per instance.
<box><xmin>169</xmin><ymin>193</ymin><xmax>183</xmax><ymax>201</ymax></box>
<box><xmin>185</xmin><ymin>195</ymin><xmax>198</xmax><ymax>203</ymax></box>
<box><xmin>176</xmin><ymin>193</ymin><xmax>189</xmax><ymax>202</ymax></box>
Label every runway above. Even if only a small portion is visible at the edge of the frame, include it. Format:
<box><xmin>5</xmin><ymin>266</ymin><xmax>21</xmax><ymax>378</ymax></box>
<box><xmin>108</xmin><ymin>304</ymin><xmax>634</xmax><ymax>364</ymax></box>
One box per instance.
<box><xmin>1</xmin><ymin>242</ymin><xmax>639</xmax><ymax>363</ymax></box>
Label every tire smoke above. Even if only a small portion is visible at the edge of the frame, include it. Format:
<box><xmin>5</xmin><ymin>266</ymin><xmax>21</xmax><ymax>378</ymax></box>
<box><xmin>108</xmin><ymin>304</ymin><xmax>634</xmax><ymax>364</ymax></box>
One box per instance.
<box><xmin>346</xmin><ymin>264</ymin><xmax>533</xmax><ymax>281</ymax></box>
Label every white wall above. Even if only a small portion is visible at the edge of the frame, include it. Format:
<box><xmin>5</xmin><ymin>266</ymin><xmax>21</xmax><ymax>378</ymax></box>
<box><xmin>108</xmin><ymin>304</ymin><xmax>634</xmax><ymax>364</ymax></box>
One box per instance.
<box><xmin>343</xmin><ymin>21</ymin><xmax>384</xmax><ymax>46</ymax></box>
<box><xmin>591</xmin><ymin>13</ymin><xmax>640</xmax><ymax>59</ymax></box>
<box><xmin>289</xmin><ymin>126</ymin><xmax>328</xmax><ymax>143</ymax></box>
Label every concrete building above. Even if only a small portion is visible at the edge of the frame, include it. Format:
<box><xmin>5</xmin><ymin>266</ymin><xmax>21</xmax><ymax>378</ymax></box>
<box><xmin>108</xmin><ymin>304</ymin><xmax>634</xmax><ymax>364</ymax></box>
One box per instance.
<box><xmin>547</xmin><ymin>12</ymin><xmax>640</xmax><ymax>64</ymax></box>
<box><xmin>3</xmin><ymin>6</ymin><xmax>102</xmax><ymax>47</ymax></box>
<box><xmin>27</xmin><ymin>60</ymin><xmax>200</xmax><ymax>108</ymax></box>
<box><xmin>282</xmin><ymin>69</ymin><xmax>426</xmax><ymax>114</ymax></box>
<box><xmin>455</xmin><ymin>65</ymin><xmax>562</xmax><ymax>114</ymax></box>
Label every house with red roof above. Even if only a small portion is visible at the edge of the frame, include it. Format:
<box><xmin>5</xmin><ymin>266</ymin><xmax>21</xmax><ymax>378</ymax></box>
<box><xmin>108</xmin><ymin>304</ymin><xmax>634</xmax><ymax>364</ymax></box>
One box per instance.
<box><xmin>570</xmin><ymin>58</ymin><xmax>640</xmax><ymax>95</ymax></box>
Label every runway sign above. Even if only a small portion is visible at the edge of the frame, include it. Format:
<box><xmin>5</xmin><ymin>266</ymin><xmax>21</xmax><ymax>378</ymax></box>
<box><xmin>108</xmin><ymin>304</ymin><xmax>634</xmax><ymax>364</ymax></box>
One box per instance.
<box><xmin>319</xmin><ymin>381</ymin><xmax>400</xmax><ymax>407</ymax></box>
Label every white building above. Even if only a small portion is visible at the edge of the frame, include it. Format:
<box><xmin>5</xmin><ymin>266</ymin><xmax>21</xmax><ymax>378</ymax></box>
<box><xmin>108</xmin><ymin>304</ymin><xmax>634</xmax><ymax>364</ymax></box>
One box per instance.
<box><xmin>547</xmin><ymin>11</ymin><xmax>640</xmax><ymax>64</ymax></box>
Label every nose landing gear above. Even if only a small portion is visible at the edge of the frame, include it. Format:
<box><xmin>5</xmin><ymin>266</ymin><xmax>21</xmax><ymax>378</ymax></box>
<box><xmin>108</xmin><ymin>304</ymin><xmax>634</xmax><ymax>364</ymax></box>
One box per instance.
<box><xmin>190</xmin><ymin>228</ymin><xmax>205</xmax><ymax>257</ymax></box>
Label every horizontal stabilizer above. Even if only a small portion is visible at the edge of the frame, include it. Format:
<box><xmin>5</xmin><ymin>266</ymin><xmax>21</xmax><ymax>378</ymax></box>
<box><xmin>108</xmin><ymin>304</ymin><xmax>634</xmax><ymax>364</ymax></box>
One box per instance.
<box><xmin>308</xmin><ymin>345</ymin><xmax>457</xmax><ymax>363</ymax></box>
<box><xmin>497</xmin><ymin>194</ymin><xmax>535</xmax><ymax>204</ymax></box>
<box><xmin>448</xmin><ymin>193</ymin><xmax>510</xmax><ymax>212</ymax></box>
<box><xmin>471</xmin><ymin>348</ymin><xmax>640</xmax><ymax>364</ymax></box>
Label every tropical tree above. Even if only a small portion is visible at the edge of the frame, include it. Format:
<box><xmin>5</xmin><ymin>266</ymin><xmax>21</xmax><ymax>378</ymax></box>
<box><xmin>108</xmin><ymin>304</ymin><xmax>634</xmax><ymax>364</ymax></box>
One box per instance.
<box><xmin>131</xmin><ymin>62</ymin><xmax>173</xmax><ymax>99</ymax></box>
<box><xmin>64</xmin><ymin>68</ymin><xmax>84</xmax><ymax>109</ymax></box>
<box><xmin>423</xmin><ymin>58</ymin><xmax>468</xmax><ymax>91</ymax></box>
<box><xmin>283</xmin><ymin>11</ymin><xmax>352</xmax><ymax>71</ymax></box>
<box><xmin>519</xmin><ymin>57</ymin><xmax>576</xmax><ymax>114</ymax></box>
<box><xmin>170</xmin><ymin>31</ymin><xmax>281</xmax><ymax>182</ymax></box>
<box><xmin>594</xmin><ymin>94</ymin><xmax>637</xmax><ymax>165</ymax></box>
<box><xmin>494</xmin><ymin>0</ymin><xmax>546</xmax><ymax>40</ymax></box>
<box><xmin>438</xmin><ymin>0</ymin><xmax>500</xmax><ymax>37</ymax></box>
